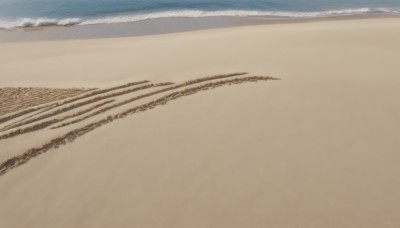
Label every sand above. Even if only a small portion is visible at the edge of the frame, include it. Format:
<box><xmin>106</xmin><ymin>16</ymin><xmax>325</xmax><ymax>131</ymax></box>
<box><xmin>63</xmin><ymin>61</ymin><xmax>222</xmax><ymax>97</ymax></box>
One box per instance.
<box><xmin>0</xmin><ymin>17</ymin><xmax>400</xmax><ymax>227</ymax></box>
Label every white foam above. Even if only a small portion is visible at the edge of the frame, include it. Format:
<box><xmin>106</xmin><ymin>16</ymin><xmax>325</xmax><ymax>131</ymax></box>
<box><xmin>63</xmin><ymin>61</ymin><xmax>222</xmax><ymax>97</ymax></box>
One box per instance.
<box><xmin>0</xmin><ymin>8</ymin><xmax>399</xmax><ymax>29</ymax></box>
<box><xmin>81</xmin><ymin>8</ymin><xmax>380</xmax><ymax>25</ymax></box>
<box><xmin>0</xmin><ymin>17</ymin><xmax>81</xmax><ymax>29</ymax></box>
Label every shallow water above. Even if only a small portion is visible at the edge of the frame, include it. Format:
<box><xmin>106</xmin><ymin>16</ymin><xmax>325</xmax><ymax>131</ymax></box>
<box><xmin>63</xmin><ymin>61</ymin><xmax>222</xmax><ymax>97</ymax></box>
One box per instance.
<box><xmin>0</xmin><ymin>0</ymin><xmax>400</xmax><ymax>29</ymax></box>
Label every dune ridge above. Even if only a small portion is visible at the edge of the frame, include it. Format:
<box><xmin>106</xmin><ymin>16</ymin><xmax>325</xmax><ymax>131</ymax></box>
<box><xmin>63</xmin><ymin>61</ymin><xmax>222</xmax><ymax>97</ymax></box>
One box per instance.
<box><xmin>1</xmin><ymin>18</ymin><xmax>400</xmax><ymax>228</ymax></box>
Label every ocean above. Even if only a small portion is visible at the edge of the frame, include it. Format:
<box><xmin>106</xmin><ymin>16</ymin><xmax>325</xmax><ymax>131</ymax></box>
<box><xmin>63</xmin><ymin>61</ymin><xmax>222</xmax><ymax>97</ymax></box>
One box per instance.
<box><xmin>0</xmin><ymin>0</ymin><xmax>399</xmax><ymax>29</ymax></box>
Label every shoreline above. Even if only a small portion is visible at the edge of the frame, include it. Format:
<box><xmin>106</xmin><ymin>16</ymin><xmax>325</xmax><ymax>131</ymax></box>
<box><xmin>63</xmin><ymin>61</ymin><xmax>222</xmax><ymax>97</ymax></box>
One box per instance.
<box><xmin>0</xmin><ymin>13</ymin><xmax>399</xmax><ymax>42</ymax></box>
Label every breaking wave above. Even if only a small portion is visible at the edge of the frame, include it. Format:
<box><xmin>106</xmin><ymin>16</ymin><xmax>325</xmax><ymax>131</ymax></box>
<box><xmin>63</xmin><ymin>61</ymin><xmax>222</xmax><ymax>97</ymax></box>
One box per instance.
<box><xmin>0</xmin><ymin>8</ymin><xmax>399</xmax><ymax>29</ymax></box>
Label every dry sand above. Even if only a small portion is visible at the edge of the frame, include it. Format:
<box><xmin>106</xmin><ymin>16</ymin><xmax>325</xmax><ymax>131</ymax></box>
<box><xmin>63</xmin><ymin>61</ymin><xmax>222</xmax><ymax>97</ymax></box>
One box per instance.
<box><xmin>0</xmin><ymin>18</ymin><xmax>400</xmax><ymax>228</ymax></box>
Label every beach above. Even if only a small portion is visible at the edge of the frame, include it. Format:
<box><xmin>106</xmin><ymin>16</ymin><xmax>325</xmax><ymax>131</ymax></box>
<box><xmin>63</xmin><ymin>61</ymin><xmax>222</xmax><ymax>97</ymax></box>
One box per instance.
<box><xmin>0</xmin><ymin>17</ymin><xmax>400</xmax><ymax>227</ymax></box>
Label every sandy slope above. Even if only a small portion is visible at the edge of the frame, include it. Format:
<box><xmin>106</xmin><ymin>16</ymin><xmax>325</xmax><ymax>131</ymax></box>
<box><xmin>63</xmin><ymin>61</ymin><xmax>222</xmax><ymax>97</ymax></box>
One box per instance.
<box><xmin>0</xmin><ymin>18</ymin><xmax>400</xmax><ymax>228</ymax></box>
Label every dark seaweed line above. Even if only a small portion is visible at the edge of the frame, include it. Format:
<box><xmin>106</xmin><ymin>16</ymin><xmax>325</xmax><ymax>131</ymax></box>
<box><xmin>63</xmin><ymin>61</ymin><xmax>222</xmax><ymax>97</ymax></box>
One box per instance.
<box><xmin>0</xmin><ymin>83</ymin><xmax>171</xmax><ymax>139</ymax></box>
<box><xmin>0</xmin><ymin>80</ymin><xmax>148</xmax><ymax>124</ymax></box>
<box><xmin>0</xmin><ymin>104</ymin><xmax>56</xmax><ymax>126</ymax></box>
<box><xmin>0</xmin><ymin>73</ymin><xmax>244</xmax><ymax>127</ymax></box>
<box><xmin>0</xmin><ymin>76</ymin><xmax>278</xmax><ymax>176</ymax></box>
<box><xmin>1</xmin><ymin>72</ymin><xmax>246</xmax><ymax>136</ymax></box>
<box><xmin>50</xmin><ymin>81</ymin><xmax>149</xmax><ymax>107</ymax></box>
<box><xmin>52</xmin><ymin>72</ymin><xmax>249</xmax><ymax>129</ymax></box>
<box><xmin>2</xmin><ymin>105</ymin><xmax>61</xmax><ymax>131</ymax></box>
<box><xmin>0</xmin><ymin>100</ymin><xmax>116</xmax><ymax>140</ymax></box>
<box><xmin>53</xmin><ymin>100</ymin><xmax>115</xmax><ymax>125</ymax></box>
<box><xmin>1</xmin><ymin>83</ymin><xmax>169</xmax><ymax>132</ymax></box>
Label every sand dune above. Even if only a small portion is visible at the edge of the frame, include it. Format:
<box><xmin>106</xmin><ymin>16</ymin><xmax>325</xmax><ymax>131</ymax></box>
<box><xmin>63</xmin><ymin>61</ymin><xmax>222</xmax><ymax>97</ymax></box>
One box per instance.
<box><xmin>0</xmin><ymin>18</ymin><xmax>400</xmax><ymax>228</ymax></box>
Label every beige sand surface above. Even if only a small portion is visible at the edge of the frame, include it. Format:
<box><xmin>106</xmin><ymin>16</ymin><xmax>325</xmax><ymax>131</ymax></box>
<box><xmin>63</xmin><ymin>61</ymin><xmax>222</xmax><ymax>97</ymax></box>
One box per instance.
<box><xmin>0</xmin><ymin>18</ymin><xmax>400</xmax><ymax>227</ymax></box>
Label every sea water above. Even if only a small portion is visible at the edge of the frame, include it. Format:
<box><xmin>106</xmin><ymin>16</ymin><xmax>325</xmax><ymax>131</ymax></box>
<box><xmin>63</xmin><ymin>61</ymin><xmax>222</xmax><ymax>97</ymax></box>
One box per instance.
<box><xmin>0</xmin><ymin>0</ymin><xmax>399</xmax><ymax>29</ymax></box>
